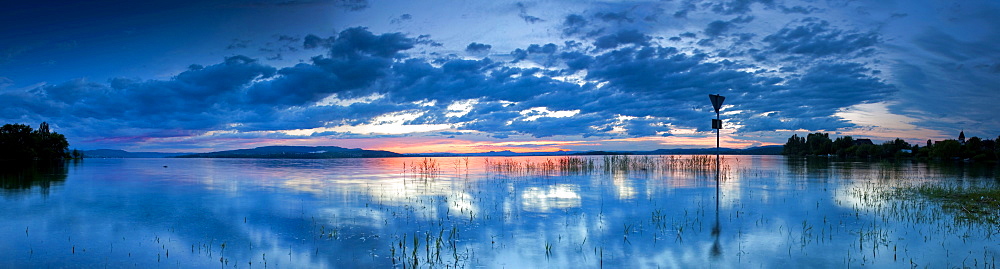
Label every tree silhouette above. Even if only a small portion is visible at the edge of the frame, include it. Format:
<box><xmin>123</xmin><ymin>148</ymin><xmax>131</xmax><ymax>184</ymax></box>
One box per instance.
<box><xmin>0</xmin><ymin>122</ymin><xmax>71</xmax><ymax>160</ymax></box>
<box><xmin>781</xmin><ymin>132</ymin><xmax>997</xmax><ymax>162</ymax></box>
<box><xmin>805</xmin><ymin>133</ymin><xmax>833</xmax><ymax>155</ymax></box>
<box><xmin>782</xmin><ymin>134</ymin><xmax>807</xmax><ymax>155</ymax></box>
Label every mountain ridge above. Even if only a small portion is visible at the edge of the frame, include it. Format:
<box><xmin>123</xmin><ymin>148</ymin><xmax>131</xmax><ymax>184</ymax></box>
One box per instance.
<box><xmin>175</xmin><ymin>146</ymin><xmax>402</xmax><ymax>158</ymax></box>
<box><xmin>81</xmin><ymin>149</ymin><xmax>193</xmax><ymax>158</ymax></box>
<box><xmin>82</xmin><ymin>145</ymin><xmax>783</xmax><ymax>158</ymax></box>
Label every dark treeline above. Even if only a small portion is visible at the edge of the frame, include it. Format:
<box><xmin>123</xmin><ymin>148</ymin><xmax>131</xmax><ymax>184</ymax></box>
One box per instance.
<box><xmin>0</xmin><ymin>122</ymin><xmax>79</xmax><ymax>160</ymax></box>
<box><xmin>782</xmin><ymin>132</ymin><xmax>1000</xmax><ymax>162</ymax></box>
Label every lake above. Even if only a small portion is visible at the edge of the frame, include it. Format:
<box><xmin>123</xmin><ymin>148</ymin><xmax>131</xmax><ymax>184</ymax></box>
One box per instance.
<box><xmin>2</xmin><ymin>155</ymin><xmax>998</xmax><ymax>268</ymax></box>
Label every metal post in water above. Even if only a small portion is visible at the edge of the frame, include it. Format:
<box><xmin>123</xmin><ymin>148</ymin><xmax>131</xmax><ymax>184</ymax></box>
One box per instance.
<box><xmin>708</xmin><ymin>94</ymin><xmax>725</xmax><ymax>180</ymax></box>
<box><xmin>708</xmin><ymin>94</ymin><xmax>725</xmax><ymax>258</ymax></box>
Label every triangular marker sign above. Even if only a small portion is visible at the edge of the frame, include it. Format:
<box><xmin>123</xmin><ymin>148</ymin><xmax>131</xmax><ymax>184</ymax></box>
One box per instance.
<box><xmin>709</xmin><ymin>94</ymin><xmax>725</xmax><ymax>114</ymax></box>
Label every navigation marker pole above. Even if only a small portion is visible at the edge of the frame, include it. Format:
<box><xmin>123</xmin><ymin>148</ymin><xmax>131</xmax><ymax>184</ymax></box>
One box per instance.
<box><xmin>709</xmin><ymin>93</ymin><xmax>725</xmax><ymax>257</ymax></box>
<box><xmin>709</xmin><ymin>94</ymin><xmax>725</xmax><ymax>176</ymax></box>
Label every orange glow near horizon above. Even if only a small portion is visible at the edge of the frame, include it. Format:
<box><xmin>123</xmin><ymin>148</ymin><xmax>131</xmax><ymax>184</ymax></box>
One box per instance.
<box><xmin>133</xmin><ymin>129</ymin><xmax>778</xmax><ymax>154</ymax></box>
<box><xmin>365</xmin><ymin>138</ymin><xmax>590</xmax><ymax>154</ymax></box>
<box><xmin>836</xmin><ymin>128</ymin><xmax>949</xmax><ymax>144</ymax></box>
<box><xmin>358</xmin><ymin>132</ymin><xmax>777</xmax><ymax>154</ymax></box>
<box><xmin>603</xmin><ymin>130</ymin><xmax>779</xmax><ymax>149</ymax></box>
<box><xmin>108</xmin><ymin>126</ymin><xmax>956</xmax><ymax>154</ymax></box>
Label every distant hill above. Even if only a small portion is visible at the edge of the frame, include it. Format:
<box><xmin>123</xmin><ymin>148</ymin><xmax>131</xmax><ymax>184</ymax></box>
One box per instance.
<box><xmin>83</xmin><ymin>145</ymin><xmax>783</xmax><ymax>159</ymax></box>
<box><xmin>82</xmin><ymin>149</ymin><xmax>193</xmax><ymax>158</ymax></box>
<box><xmin>406</xmin><ymin>145</ymin><xmax>784</xmax><ymax>157</ymax></box>
<box><xmin>176</xmin><ymin>146</ymin><xmax>402</xmax><ymax>159</ymax></box>
<box><xmin>734</xmin><ymin>145</ymin><xmax>785</xmax><ymax>155</ymax></box>
<box><xmin>407</xmin><ymin>150</ymin><xmax>583</xmax><ymax>157</ymax></box>
<box><xmin>642</xmin><ymin>145</ymin><xmax>784</xmax><ymax>155</ymax></box>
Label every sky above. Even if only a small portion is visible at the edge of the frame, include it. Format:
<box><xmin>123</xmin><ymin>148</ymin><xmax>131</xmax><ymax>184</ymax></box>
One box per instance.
<box><xmin>1</xmin><ymin>0</ymin><xmax>998</xmax><ymax>153</ymax></box>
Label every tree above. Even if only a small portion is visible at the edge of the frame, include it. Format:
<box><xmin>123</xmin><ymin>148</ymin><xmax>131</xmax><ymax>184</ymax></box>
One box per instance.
<box><xmin>0</xmin><ymin>122</ymin><xmax>70</xmax><ymax>160</ymax></box>
<box><xmin>0</xmin><ymin>124</ymin><xmax>36</xmax><ymax>159</ymax></box>
<box><xmin>782</xmin><ymin>134</ymin><xmax>808</xmax><ymax>156</ymax></box>
<box><xmin>806</xmin><ymin>133</ymin><xmax>833</xmax><ymax>155</ymax></box>
<box><xmin>964</xmin><ymin>137</ymin><xmax>984</xmax><ymax>159</ymax></box>
<box><xmin>995</xmin><ymin>135</ymin><xmax>1000</xmax><ymax>160</ymax></box>
<box><xmin>854</xmin><ymin>144</ymin><xmax>878</xmax><ymax>158</ymax></box>
<box><xmin>781</xmin><ymin>132</ymin><xmax>999</xmax><ymax>162</ymax></box>
<box><xmin>833</xmin><ymin>136</ymin><xmax>855</xmax><ymax>157</ymax></box>
<box><xmin>931</xmin><ymin>140</ymin><xmax>962</xmax><ymax>160</ymax></box>
<box><xmin>880</xmin><ymin>138</ymin><xmax>911</xmax><ymax>158</ymax></box>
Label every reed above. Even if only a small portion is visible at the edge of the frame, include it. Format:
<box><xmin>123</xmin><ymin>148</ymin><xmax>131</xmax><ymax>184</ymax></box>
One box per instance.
<box><xmin>895</xmin><ymin>184</ymin><xmax>1000</xmax><ymax>224</ymax></box>
<box><xmin>404</xmin><ymin>158</ymin><xmax>441</xmax><ymax>179</ymax></box>
<box><xmin>482</xmin><ymin>155</ymin><xmax>725</xmax><ymax>176</ymax></box>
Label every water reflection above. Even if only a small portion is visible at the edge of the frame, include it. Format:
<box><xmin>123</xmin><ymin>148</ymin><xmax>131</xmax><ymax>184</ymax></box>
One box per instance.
<box><xmin>711</xmin><ymin>155</ymin><xmax>722</xmax><ymax>259</ymax></box>
<box><xmin>521</xmin><ymin>184</ymin><xmax>581</xmax><ymax>212</ymax></box>
<box><xmin>0</xmin><ymin>156</ymin><xmax>998</xmax><ymax>268</ymax></box>
<box><xmin>0</xmin><ymin>160</ymin><xmax>71</xmax><ymax>195</ymax></box>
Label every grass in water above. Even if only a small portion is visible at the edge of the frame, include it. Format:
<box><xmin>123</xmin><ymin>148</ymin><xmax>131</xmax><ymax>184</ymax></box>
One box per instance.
<box><xmin>904</xmin><ymin>185</ymin><xmax>1000</xmax><ymax>224</ymax></box>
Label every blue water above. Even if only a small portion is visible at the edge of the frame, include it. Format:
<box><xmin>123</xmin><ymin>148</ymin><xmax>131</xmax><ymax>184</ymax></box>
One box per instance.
<box><xmin>1</xmin><ymin>156</ymin><xmax>998</xmax><ymax>268</ymax></box>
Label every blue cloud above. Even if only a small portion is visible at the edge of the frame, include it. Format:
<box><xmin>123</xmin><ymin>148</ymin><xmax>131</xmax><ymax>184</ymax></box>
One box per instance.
<box><xmin>1</xmin><ymin>20</ymin><xmax>908</xmax><ymax>148</ymax></box>
<box><xmin>18</xmin><ymin>56</ymin><xmax>277</xmax><ymax>132</ymax></box>
<box><xmin>329</xmin><ymin>27</ymin><xmax>414</xmax><ymax>58</ymax></box>
<box><xmin>705</xmin><ymin>16</ymin><xmax>754</xmax><ymax>36</ymax></box>
<box><xmin>334</xmin><ymin>0</ymin><xmax>368</xmax><ymax>11</ymax></box>
<box><xmin>558</xmin><ymin>51</ymin><xmax>593</xmax><ymax>71</ymax></box>
<box><xmin>593</xmin><ymin>30</ymin><xmax>651</xmax><ymax>49</ymax></box>
<box><xmin>247</xmin><ymin>62</ymin><xmax>347</xmax><ymax>106</ymax></box>
<box><xmin>595</xmin><ymin>12</ymin><xmax>632</xmax><ymax>23</ymax></box>
<box><xmin>885</xmin><ymin>26</ymin><xmax>1000</xmax><ymax>135</ymax></box>
<box><xmin>779</xmin><ymin>5</ymin><xmax>817</xmax><ymax>14</ymax></box>
<box><xmin>526</xmin><ymin>43</ymin><xmax>558</xmax><ymax>54</ymax></box>
<box><xmin>705</xmin><ymin>21</ymin><xmax>733</xmax><ymax>37</ymax></box>
<box><xmin>622</xmin><ymin>117</ymin><xmax>670</xmax><ymax>136</ymax></box>
<box><xmin>709</xmin><ymin>0</ymin><xmax>775</xmax><ymax>15</ymax></box>
<box><xmin>763</xmin><ymin>19</ymin><xmax>879</xmax><ymax>57</ymax></box>
<box><xmin>561</xmin><ymin>14</ymin><xmax>589</xmax><ymax>36</ymax></box>
<box><xmin>303</xmin><ymin>34</ymin><xmax>335</xmax><ymax>49</ymax></box>
<box><xmin>465</xmin><ymin>42</ymin><xmax>492</xmax><ymax>54</ymax></box>
<box><xmin>516</xmin><ymin>2</ymin><xmax>544</xmax><ymax>24</ymax></box>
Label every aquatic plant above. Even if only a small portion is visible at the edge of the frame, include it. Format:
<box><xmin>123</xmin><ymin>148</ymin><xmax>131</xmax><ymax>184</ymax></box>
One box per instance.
<box><xmin>482</xmin><ymin>155</ymin><xmax>726</xmax><ymax>177</ymax></box>
<box><xmin>896</xmin><ymin>185</ymin><xmax>1000</xmax><ymax>224</ymax></box>
<box><xmin>404</xmin><ymin>158</ymin><xmax>441</xmax><ymax>178</ymax></box>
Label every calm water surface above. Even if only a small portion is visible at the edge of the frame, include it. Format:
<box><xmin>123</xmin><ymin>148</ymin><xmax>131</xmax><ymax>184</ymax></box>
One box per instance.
<box><xmin>2</xmin><ymin>156</ymin><xmax>999</xmax><ymax>268</ymax></box>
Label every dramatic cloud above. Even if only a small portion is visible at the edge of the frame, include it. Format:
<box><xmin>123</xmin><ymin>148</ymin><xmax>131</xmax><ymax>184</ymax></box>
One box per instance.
<box><xmin>704</xmin><ymin>16</ymin><xmax>754</xmax><ymax>36</ymax></box>
<box><xmin>465</xmin><ymin>42</ymin><xmax>492</xmax><ymax>54</ymax></box>
<box><xmin>516</xmin><ymin>2</ymin><xmax>544</xmax><ymax>24</ymax></box>
<box><xmin>561</xmin><ymin>14</ymin><xmax>589</xmax><ymax>37</ymax></box>
<box><xmin>19</xmin><ymin>23</ymin><xmax>897</xmax><ymax>144</ymax></box>
<box><xmin>763</xmin><ymin>18</ymin><xmax>879</xmax><ymax>57</ymax></box>
<box><xmin>334</xmin><ymin>0</ymin><xmax>369</xmax><ymax>11</ymax></box>
<box><xmin>303</xmin><ymin>34</ymin><xmax>335</xmax><ymax>49</ymax></box>
<box><xmin>708</xmin><ymin>0</ymin><xmax>775</xmax><ymax>15</ymax></box>
<box><xmin>593</xmin><ymin>30</ymin><xmax>651</xmax><ymax>49</ymax></box>
<box><xmin>3</xmin><ymin>0</ymin><xmax>996</xmax><ymax>151</ymax></box>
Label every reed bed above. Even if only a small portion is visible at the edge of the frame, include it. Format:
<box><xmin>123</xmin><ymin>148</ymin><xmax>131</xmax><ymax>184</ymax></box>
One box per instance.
<box><xmin>403</xmin><ymin>158</ymin><xmax>441</xmax><ymax>178</ymax></box>
<box><xmin>483</xmin><ymin>158</ymin><xmax>555</xmax><ymax>174</ymax></box>
<box><xmin>890</xmin><ymin>184</ymin><xmax>1000</xmax><ymax>225</ymax></box>
<box><xmin>483</xmin><ymin>155</ymin><xmax>725</xmax><ymax>176</ymax></box>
